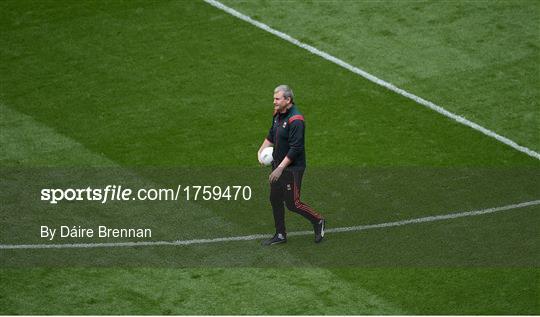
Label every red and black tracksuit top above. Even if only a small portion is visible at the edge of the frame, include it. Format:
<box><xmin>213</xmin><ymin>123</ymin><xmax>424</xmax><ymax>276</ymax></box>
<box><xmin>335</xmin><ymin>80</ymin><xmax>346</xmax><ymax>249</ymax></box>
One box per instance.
<box><xmin>266</xmin><ymin>104</ymin><xmax>306</xmax><ymax>169</ymax></box>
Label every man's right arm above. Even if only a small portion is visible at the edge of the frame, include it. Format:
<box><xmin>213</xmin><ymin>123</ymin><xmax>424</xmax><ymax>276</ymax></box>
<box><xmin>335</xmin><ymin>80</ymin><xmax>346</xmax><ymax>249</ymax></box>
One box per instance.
<box><xmin>258</xmin><ymin>121</ymin><xmax>275</xmax><ymax>163</ymax></box>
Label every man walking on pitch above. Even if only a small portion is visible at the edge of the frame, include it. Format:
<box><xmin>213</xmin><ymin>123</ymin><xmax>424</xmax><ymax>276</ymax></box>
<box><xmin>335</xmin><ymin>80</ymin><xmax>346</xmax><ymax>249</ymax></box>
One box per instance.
<box><xmin>258</xmin><ymin>85</ymin><xmax>325</xmax><ymax>245</ymax></box>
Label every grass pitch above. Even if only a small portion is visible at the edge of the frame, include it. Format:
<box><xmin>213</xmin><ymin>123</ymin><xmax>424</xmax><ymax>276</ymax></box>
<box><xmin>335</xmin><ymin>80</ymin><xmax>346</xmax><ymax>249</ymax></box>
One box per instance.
<box><xmin>222</xmin><ymin>0</ymin><xmax>540</xmax><ymax>150</ymax></box>
<box><xmin>1</xmin><ymin>0</ymin><xmax>539</xmax><ymax>314</ymax></box>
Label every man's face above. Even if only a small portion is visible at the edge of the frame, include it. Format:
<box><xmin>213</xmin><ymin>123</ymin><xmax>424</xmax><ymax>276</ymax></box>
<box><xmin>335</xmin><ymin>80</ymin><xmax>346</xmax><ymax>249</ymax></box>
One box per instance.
<box><xmin>273</xmin><ymin>90</ymin><xmax>291</xmax><ymax>113</ymax></box>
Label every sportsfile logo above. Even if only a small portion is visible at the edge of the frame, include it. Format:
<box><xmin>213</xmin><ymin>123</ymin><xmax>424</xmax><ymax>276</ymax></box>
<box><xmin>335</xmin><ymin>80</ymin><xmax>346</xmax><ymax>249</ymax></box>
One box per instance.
<box><xmin>41</xmin><ymin>185</ymin><xmax>140</xmax><ymax>204</ymax></box>
<box><xmin>40</xmin><ymin>185</ymin><xmax>252</xmax><ymax>204</ymax></box>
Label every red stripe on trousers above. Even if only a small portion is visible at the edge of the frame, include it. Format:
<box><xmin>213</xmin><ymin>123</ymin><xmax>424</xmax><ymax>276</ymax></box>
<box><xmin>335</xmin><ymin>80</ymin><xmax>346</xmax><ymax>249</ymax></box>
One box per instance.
<box><xmin>292</xmin><ymin>173</ymin><xmax>322</xmax><ymax>220</ymax></box>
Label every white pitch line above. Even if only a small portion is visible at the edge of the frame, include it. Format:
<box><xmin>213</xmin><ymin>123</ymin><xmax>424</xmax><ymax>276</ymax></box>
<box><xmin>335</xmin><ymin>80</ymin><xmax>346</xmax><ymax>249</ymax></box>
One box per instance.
<box><xmin>203</xmin><ymin>0</ymin><xmax>540</xmax><ymax>161</ymax></box>
<box><xmin>1</xmin><ymin>200</ymin><xmax>538</xmax><ymax>250</ymax></box>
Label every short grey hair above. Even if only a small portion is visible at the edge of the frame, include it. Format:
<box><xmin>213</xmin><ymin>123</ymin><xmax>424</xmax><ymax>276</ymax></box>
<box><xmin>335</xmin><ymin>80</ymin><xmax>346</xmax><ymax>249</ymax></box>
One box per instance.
<box><xmin>274</xmin><ymin>84</ymin><xmax>294</xmax><ymax>103</ymax></box>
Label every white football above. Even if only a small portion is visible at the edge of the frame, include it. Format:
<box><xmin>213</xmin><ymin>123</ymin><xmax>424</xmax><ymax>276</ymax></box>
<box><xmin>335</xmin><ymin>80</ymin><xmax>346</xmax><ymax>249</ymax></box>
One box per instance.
<box><xmin>259</xmin><ymin>147</ymin><xmax>274</xmax><ymax>166</ymax></box>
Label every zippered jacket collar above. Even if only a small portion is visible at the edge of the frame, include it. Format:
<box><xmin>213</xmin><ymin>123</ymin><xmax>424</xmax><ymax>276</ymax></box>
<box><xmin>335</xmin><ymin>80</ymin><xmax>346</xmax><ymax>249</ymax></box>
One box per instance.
<box><xmin>275</xmin><ymin>104</ymin><xmax>296</xmax><ymax>118</ymax></box>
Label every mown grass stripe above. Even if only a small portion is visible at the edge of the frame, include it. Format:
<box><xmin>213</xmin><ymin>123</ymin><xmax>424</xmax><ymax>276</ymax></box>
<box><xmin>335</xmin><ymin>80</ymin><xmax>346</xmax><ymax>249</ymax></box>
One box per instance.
<box><xmin>2</xmin><ymin>199</ymin><xmax>538</xmax><ymax>250</ymax></box>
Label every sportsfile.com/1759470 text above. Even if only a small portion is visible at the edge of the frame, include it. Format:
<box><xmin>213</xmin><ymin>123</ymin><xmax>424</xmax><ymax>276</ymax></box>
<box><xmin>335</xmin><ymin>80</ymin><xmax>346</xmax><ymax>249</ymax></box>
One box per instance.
<box><xmin>40</xmin><ymin>185</ymin><xmax>252</xmax><ymax>204</ymax></box>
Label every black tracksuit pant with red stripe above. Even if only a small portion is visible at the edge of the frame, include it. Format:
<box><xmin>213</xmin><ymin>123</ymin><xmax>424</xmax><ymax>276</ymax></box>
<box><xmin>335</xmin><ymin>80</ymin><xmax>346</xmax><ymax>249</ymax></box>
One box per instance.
<box><xmin>270</xmin><ymin>167</ymin><xmax>323</xmax><ymax>235</ymax></box>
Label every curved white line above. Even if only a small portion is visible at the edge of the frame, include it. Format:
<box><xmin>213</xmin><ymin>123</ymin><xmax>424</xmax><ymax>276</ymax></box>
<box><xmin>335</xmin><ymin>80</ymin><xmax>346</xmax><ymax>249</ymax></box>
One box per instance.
<box><xmin>1</xmin><ymin>200</ymin><xmax>538</xmax><ymax>250</ymax></box>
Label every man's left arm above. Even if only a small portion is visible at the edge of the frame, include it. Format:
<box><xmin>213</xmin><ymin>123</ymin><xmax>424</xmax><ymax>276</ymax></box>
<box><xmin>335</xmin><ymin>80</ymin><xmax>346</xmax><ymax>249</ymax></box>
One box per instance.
<box><xmin>269</xmin><ymin>119</ymin><xmax>304</xmax><ymax>183</ymax></box>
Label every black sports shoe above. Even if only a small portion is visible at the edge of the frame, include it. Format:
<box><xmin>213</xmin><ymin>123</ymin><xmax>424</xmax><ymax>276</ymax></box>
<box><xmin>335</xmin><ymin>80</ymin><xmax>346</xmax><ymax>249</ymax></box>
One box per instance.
<box><xmin>261</xmin><ymin>233</ymin><xmax>287</xmax><ymax>246</ymax></box>
<box><xmin>314</xmin><ymin>219</ymin><xmax>325</xmax><ymax>243</ymax></box>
